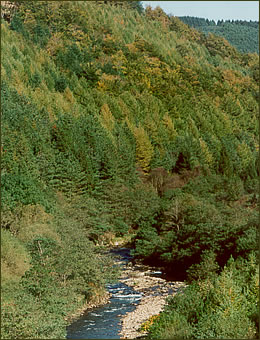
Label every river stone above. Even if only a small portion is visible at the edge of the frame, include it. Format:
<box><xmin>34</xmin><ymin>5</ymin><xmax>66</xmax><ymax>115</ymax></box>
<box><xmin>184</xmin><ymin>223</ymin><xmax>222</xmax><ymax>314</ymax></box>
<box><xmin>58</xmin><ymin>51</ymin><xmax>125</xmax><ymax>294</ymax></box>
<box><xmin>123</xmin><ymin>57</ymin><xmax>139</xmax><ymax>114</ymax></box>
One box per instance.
<box><xmin>118</xmin><ymin>261</ymin><xmax>187</xmax><ymax>339</ymax></box>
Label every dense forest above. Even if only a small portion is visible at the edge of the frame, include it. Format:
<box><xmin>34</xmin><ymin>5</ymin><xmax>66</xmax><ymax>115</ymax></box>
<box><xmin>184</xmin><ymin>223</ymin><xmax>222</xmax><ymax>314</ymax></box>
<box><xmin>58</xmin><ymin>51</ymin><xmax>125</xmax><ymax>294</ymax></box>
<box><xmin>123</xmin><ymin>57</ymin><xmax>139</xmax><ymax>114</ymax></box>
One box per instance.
<box><xmin>178</xmin><ymin>16</ymin><xmax>259</xmax><ymax>54</ymax></box>
<box><xmin>1</xmin><ymin>1</ymin><xmax>259</xmax><ymax>339</ymax></box>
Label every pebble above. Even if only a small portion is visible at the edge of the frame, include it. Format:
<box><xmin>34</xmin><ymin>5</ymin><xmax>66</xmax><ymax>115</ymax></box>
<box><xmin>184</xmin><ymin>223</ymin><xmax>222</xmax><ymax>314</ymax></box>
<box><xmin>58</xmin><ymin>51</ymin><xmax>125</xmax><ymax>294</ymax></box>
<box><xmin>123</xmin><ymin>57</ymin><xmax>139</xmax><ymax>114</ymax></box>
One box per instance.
<box><xmin>118</xmin><ymin>263</ymin><xmax>187</xmax><ymax>339</ymax></box>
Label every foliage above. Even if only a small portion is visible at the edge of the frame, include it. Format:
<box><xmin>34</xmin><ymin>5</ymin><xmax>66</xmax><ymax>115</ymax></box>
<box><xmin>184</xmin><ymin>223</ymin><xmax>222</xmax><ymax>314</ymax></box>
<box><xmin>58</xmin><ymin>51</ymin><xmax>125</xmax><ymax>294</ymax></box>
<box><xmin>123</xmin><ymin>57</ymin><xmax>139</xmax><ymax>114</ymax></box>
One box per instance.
<box><xmin>133</xmin><ymin>174</ymin><xmax>258</xmax><ymax>280</ymax></box>
<box><xmin>147</xmin><ymin>253</ymin><xmax>259</xmax><ymax>339</ymax></box>
<box><xmin>1</xmin><ymin>196</ymin><xmax>118</xmax><ymax>339</ymax></box>
<box><xmin>1</xmin><ymin>229</ymin><xmax>30</xmax><ymax>283</ymax></box>
<box><xmin>179</xmin><ymin>16</ymin><xmax>259</xmax><ymax>54</ymax></box>
<box><xmin>1</xmin><ymin>1</ymin><xmax>258</xmax><ymax>338</ymax></box>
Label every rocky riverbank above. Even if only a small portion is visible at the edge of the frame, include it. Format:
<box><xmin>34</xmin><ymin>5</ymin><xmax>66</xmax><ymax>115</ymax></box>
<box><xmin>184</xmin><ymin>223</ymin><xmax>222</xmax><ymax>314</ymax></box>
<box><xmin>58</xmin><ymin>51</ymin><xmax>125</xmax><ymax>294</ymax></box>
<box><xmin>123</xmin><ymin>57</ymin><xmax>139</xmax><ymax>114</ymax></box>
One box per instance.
<box><xmin>66</xmin><ymin>246</ymin><xmax>187</xmax><ymax>339</ymax></box>
<box><xmin>118</xmin><ymin>262</ymin><xmax>187</xmax><ymax>339</ymax></box>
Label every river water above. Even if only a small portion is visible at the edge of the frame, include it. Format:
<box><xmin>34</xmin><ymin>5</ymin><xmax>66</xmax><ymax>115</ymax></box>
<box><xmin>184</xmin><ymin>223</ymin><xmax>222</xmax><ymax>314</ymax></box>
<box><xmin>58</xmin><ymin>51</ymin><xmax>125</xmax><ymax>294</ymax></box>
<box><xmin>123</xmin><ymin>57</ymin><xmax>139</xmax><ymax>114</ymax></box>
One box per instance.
<box><xmin>66</xmin><ymin>248</ymin><xmax>142</xmax><ymax>339</ymax></box>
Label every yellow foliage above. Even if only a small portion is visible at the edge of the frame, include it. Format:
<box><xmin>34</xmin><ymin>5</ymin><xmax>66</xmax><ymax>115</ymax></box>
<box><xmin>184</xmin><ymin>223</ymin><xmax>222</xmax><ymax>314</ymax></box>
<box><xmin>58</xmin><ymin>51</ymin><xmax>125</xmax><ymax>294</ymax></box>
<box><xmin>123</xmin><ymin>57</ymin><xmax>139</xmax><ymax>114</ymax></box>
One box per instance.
<box><xmin>163</xmin><ymin>113</ymin><xmax>177</xmax><ymax>140</ymax></box>
<box><xmin>111</xmin><ymin>50</ymin><xmax>128</xmax><ymax>68</ymax></box>
<box><xmin>188</xmin><ymin>117</ymin><xmax>199</xmax><ymax>139</ymax></box>
<box><xmin>125</xmin><ymin>116</ymin><xmax>135</xmax><ymax>132</ymax></box>
<box><xmin>97</xmin><ymin>73</ymin><xmax>120</xmax><ymax>91</ymax></box>
<box><xmin>54</xmin><ymin>91</ymin><xmax>74</xmax><ymax>114</ymax></box>
<box><xmin>35</xmin><ymin>49</ymin><xmax>47</xmax><ymax>66</ymax></box>
<box><xmin>144</xmin><ymin>116</ymin><xmax>160</xmax><ymax>144</ymax></box>
<box><xmin>67</xmin><ymin>24</ymin><xmax>87</xmax><ymax>42</ymax></box>
<box><xmin>1</xmin><ymin>64</ymin><xmax>7</xmax><ymax>79</ymax></box>
<box><xmin>18</xmin><ymin>222</ymin><xmax>60</xmax><ymax>244</ymax></box>
<box><xmin>144</xmin><ymin>56</ymin><xmax>161</xmax><ymax>67</ymax></box>
<box><xmin>126</xmin><ymin>42</ymin><xmax>139</xmax><ymax>54</ymax></box>
<box><xmin>23</xmin><ymin>8</ymin><xmax>37</xmax><ymax>29</ymax></box>
<box><xmin>30</xmin><ymin>88</ymin><xmax>49</xmax><ymax>110</ymax></box>
<box><xmin>222</xmin><ymin>112</ymin><xmax>232</xmax><ymax>130</ymax></box>
<box><xmin>46</xmin><ymin>32</ymin><xmax>65</xmax><ymax>56</ymax></box>
<box><xmin>145</xmin><ymin>5</ymin><xmax>170</xmax><ymax>30</ymax></box>
<box><xmin>237</xmin><ymin>142</ymin><xmax>252</xmax><ymax>169</ymax></box>
<box><xmin>222</xmin><ymin>70</ymin><xmax>252</xmax><ymax>94</ymax></box>
<box><xmin>214</xmin><ymin>96</ymin><xmax>221</xmax><ymax>108</ymax></box>
<box><xmin>15</xmin><ymin>204</ymin><xmax>60</xmax><ymax>244</ymax></box>
<box><xmin>64</xmin><ymin>87</ymin><xmax>75</xmax><ymax>104</ymax></box>
<box><xmin>47</xmin><ymin>105</ymin><xmax>56</xmax><ymax>122</ymax></box>
<box><xmin>140</xmin><ymin>314</ymin><xmax>160</xmax><ymax>332</ymax></box>
<box><xmin>200</xmin><ymin>138</ymin><xmax>214</xmax><ymax>168</ymax></box>
<box><xmin>118</xmin><ymin>98</ymin><xmax>131</xmax><ymax>117</ymax></box>
<box><xmin>99</xmin><ymin>103</ymin><xmax>115</xmax><ymax>137</ymax></box>
<box><xmin>133</xmin><ymin>126</ymin><xmax>154</xmax><ymax>173</ymax></box>
<box><xmin>12</xmin><ymin>70</ymin><xmax>27</xmax><ymax>96</ymax></box>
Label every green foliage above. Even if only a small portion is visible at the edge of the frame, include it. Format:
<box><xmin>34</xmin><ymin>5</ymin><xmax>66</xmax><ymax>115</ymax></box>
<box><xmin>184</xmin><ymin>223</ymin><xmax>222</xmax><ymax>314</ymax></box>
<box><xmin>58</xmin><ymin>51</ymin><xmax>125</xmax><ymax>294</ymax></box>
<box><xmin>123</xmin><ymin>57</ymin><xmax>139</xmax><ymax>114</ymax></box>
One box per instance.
<box><xmin>1</xmin><ymin>197</ymin><xmax>118</xmax><ymax>339</ymax></box>
<box><xmin>1</xmin><ymin>172</ymin><xmax>53</xmax><ymax>212</ymax></box>
<box><xmin>10</xmin><ymin>12</ymin><xmax>29</xmax><ymax>39</ymax></box>
<box><xmin>1</xmin><ymin>2</ymin><xmax>258</xmax><ymax>338</ymax></box>
<box><xmin>1</xmin><ymin>296</ymin><xmax>67</xmax><ymax>339</ymax></box>
<box><xmin>55</xmin><ymin>43</ymin><xmax>93</xmax><ymax>77</ymax></box>
<box><xmin>32</xmin><ymin>22</ymin><xmax>51</xmax><ymax>48</ymax></box>
<box><xmin>1</xmin><ymin>229</ymin><xmax>30</xmax><ymax>282</ymax></box>
<box><xmin>147</xmin><ymin>253</ymin><xmax>259</xmax><ymax>339</ymax></box>
<box><xmin>179</xmin><ymin>16</ymin><xmax>259</xmax><ymax>54</ymax></box>
<box><xmin>186</xmin><ymin>249</ymin><xmax>220</xmax><ymax>282</ymax></box>
<box><xmin>147</xmin><ymin>312</ymin><xmax>193</xmax><ymax>339</ymax></box>
<box><xmin>21</xmin><ymin>237</ymin><xmax>59</xmax><ymax>298</ymax></box>
<box><xmin>28</xmin><ymin>71</ymin><xmax>42</xmax><ymax>89</ymax></box>
<box><xmin>133</xmin><ymin>174</ymin><xmax>258</xmax><ymax>279</ymax></box>
<box><xmin>54</xmin><ymin>75</ymin><xmax>68</xmax><ymax>92</ymax></box>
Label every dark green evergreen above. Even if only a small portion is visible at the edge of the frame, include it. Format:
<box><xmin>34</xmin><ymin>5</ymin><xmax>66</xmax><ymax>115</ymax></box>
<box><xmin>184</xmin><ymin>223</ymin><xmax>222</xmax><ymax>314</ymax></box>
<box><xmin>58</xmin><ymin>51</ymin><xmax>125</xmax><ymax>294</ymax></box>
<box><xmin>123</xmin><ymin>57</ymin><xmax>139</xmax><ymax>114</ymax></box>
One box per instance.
<box><xmin>179</xmin><ymin>16</ymin><xmax>259</xmax><ymax>54</ymax></box>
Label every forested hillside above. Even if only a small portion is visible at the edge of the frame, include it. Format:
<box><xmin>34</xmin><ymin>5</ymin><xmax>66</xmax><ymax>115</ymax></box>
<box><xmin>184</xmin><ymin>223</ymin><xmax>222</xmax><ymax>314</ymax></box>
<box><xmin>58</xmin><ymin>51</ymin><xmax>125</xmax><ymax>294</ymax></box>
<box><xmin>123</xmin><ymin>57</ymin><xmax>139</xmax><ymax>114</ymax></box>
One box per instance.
<box><xmin>179</xmin><ymin>16</ymin><xmax>259</xmax><ymax>54</ymax></box>
<box><xmin>1</xmin><ymin>1</ymin><xmax>259</xmax><ymax>339</ymax></box>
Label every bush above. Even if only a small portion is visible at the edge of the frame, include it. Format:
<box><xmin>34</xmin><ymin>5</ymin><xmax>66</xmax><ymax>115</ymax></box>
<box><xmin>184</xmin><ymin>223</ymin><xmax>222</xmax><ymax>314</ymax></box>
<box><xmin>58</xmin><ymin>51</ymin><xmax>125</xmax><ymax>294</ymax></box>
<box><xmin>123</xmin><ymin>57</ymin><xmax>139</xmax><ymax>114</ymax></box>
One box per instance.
<box><xmin>147</xmin><ymin>254</ymin><xmax>259</xmax><ymax>339</ymax></box>
<box><xmin>148</xmin><ymin>312</ymin><xmax>193</xmax><ymax>339</ymax></box>
<box><xmin>1</xmin><ymin>229</ymin><xmax>30</xmax><ymax>282</ymax></box>
<box><xmin>1</xmin><ymin>291</ymin><xmax>67</xmax><ymax>339</ymax></box>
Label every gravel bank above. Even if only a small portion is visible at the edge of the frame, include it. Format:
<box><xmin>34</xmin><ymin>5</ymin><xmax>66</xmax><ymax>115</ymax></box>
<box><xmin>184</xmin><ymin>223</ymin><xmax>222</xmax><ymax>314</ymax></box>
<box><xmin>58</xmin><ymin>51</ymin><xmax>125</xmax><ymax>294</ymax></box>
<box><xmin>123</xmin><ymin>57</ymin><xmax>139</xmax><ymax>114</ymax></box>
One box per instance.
<box><xmin>118</xmin><ymin>263</ymin><xmax>187</xmax><ymax>339</ymax></box>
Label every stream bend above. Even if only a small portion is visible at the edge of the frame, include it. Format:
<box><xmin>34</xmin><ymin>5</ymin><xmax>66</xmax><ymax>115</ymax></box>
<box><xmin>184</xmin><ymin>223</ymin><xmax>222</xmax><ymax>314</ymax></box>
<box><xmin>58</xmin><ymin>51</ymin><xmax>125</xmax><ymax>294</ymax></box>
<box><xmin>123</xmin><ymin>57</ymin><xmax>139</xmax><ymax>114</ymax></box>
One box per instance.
<box><xmin>66</xmin><ymin>247</ymin><xmax>186</xmax><ymax>339</ymax></box>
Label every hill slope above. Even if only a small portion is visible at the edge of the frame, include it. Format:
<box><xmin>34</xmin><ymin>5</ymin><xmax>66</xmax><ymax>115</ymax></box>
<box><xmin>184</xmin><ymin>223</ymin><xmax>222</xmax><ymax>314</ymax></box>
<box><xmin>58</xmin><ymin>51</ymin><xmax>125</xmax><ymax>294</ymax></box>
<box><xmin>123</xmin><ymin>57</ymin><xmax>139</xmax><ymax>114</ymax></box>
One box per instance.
<box><xmin>1</xmin><ymin>1</ymin><xmax>259</xmax><ymax>339</ymax></box>
<box><xmin>178</xmin><ymin>16</ymin><xmax>259</xmax><ymax>54</ymax></box>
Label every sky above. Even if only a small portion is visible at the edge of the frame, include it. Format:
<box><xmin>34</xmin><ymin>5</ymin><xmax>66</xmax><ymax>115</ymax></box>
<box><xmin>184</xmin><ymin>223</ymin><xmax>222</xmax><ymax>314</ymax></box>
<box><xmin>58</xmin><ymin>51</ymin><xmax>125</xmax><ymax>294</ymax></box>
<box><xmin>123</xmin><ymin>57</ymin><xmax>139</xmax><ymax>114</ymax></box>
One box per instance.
<box><xmin>142</xmin><ymin>1</ymin><xmax>259</xmax><ymax>22</ymax></box>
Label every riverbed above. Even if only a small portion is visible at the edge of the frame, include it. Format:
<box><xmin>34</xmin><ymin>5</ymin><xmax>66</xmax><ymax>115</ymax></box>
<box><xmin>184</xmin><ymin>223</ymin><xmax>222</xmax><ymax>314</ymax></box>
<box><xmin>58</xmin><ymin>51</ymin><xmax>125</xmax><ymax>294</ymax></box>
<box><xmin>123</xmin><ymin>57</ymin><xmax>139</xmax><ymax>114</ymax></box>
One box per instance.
<box><xmin>66</xmin><ymin>247</ymin><xmax>187</xmax><ymax>339</ymax></box>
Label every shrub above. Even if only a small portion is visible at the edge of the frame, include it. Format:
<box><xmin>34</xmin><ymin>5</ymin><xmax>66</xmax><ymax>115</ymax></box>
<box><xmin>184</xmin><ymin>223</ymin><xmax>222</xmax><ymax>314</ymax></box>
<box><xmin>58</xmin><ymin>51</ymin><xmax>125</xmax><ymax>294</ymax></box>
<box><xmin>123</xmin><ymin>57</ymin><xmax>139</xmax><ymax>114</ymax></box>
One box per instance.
<box><xmin>147</xmin><ymin>254</ymin><xmax>259</xmax><ymax>339</ymax></box>
<box><xmin>148</xmin><ymin>312</ymin><xmax>193</xmax><ymax>339</ymax></box>
<box><xmin>1</xmin><ymin>229</ymin><xmax>30</xmax><ymax>282</ymax></box>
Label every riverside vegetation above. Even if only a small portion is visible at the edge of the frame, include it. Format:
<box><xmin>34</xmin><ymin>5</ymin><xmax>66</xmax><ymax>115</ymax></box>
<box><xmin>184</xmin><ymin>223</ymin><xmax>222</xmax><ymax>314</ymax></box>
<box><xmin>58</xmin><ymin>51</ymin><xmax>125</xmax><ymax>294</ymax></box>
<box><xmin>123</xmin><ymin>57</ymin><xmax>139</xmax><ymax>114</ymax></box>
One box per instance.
<box><xmin>1</xmin><ymin>1</ymin><xmax>259</xmax><ymax>339</ymax></box>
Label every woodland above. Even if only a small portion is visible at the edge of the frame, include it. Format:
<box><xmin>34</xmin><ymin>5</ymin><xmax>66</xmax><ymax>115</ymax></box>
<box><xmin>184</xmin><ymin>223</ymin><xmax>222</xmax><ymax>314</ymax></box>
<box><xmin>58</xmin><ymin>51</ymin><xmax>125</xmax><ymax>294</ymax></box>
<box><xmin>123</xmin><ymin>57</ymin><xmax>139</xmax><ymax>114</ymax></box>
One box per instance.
<box><xmin>1</xmin><ymin>1</ymin><xmax>259</xmax><ymax>339</ymax></box>
<box><xmin>178</xmin><ymin>16</ymin><xmax>259</xmax><ymax>54</ymax></box>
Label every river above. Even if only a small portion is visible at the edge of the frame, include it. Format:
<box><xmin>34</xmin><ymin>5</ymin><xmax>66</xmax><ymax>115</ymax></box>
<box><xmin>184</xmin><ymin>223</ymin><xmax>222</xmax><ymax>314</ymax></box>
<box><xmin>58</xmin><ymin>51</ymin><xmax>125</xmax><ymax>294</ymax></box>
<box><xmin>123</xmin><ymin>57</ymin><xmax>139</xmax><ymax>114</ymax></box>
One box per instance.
<box><xmin>66</xmin><ymin>247</ymin><xmax>186</xmax><ymax>339</ymax></box>
<box><xmin>66</xmin><ymin>248</ymin><xmax>142</xmax><ymax>339</ymax></box>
